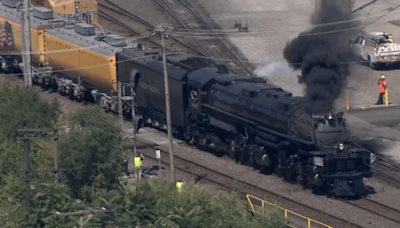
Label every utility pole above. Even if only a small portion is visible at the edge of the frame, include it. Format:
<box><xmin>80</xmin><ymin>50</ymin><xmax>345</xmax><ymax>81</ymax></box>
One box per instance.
<box><xmin>17</xmin><ymin>3</ymin><xmax>27</xmax><ymax>85</ymax></box>
<box><xmin>118</xmin><ymin>81</ymin><xmax>123</xmax><ymax>130</ymax></box>
<box><xmin>131</xmin><ymin>85</ymin><xmax>137</xmax><ymax>160</ymax></box>
<box><xmin>54</xmin><ymin>128</ymin><xmax>60</xmax><ymax>182</ymax></box>
<box><xmin>23</xmin><ymin>128</ymin><xmax>31</xmax><ymax>213</ymax></box>
<box><xmin>155</xmin><ymin>24</ymin><xmax>175</xmax><ymax>181</ymax></box>
<box><xmin>21</xmin><ymin>0</ymin><xmax>32</xmax><ymax>87</ymax></box>
<box><xmin>17</xmin><ymin>127</ymin><xmax>63</xmax><ymax>213</ymax></box>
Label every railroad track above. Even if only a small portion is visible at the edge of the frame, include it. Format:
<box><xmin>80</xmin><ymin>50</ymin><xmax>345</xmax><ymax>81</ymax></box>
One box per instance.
<box><xmin>98</xmin><ymin>0</ymin><xmax>253</xmax><ymax>76</ymax></box>
<box><xmin>152</xmin><ymin>0</ymin><xmax>253</xmax><ymax>76</ymax></box>
<box><xmin>371</xmin><ymin>155</ymin><xmax>400</xmax><ymax>188</ymax></box>
<box><xmin>98</xmin><ymin>0</ymin><xmax>207</xmax><ymax>57</ymax></box>
<box><xmin>128</xmin><ymin>127</ymin><xmax>400</xmax><ymax>227</ymax></box>
<box><xmin>342</xmin><ymin>197</ymin><xmax>400</xmax><ymax>226</ymax></box>
<box><xmin>97</xmin><ymin>11</ymin><xmax>162</xmax><ymax>50</ymax></box>
<box><xmin>131</xmin><ymin>138</ymin><xmax>361</xmax><ymax>228</ymax></box>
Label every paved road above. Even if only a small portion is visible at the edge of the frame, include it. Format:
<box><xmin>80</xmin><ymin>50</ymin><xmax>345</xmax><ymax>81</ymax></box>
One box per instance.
<box><xmin>347</xmin><ymin>106</ymin><xmax>400</xmax><ymax>127</ymax></box>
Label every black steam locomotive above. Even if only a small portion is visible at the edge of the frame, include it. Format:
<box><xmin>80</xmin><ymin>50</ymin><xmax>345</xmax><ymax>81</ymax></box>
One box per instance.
<box><xmin>116</xmin><ymin>48</ymin><xmax>373</xmax><ymax>197</ymax></box>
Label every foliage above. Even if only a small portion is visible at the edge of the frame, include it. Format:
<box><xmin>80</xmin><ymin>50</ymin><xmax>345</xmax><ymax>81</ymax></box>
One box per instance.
<box><xmin>0</xmin><ymin>139</ymin><xmax>55</xmax><ymax>190</ymax></box>
<box><xmin>0</xmin><ymin>139</ymin><xmax>82</xmax><ymax>227</ymax></box>
<box><xmin>0</xmin><ymin>83</ymin><xmax>287</xmax><ymax>227</ymax></box>
<box><xmin>59</xmin><ymin>106</ymin><xmax>130</xmax><ymax>200</ymax></box>
<box><xmin>0</xmin><ymin>180</ymin><xmax>85</xmax><ymax>228</ymax></box>
<box><xmin>0</xmin><ymin>83</ymin><xmax>59</xmax><ymax>142</ymax></box>
<box><xmin>89</xmin><ymin>179</ymin><xmax>288</xmax><ymax>228</ymax></box>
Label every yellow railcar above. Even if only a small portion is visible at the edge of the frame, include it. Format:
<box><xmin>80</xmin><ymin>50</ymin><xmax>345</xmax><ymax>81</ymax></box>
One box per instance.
<box><xmin>0</xmin><ymin>3</ymin><xmax>134</xmax><ymax>95</ymax></box>
<box><xmin>32</xmin><ymin>0</ymin><xmax>98</xmax><ymax>25</ymax></box>
<box><xmin>45</xmin><ymin>30</ymin><xmax>117</xmax><ymax>93</ymax></box>
<box><xmin>0</xmin><ymin>9</ymin><xmax>46</xmax><ymax>64</ymax></box>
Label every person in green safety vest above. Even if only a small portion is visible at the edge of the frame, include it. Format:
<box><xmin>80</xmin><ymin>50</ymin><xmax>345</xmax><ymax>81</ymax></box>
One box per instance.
<box><xmin>176</xmin><ymin>178</ymin><xmax>185</xmax><ymax>192</ymax></box>
<box><xmin>134</xmin><ymin>153</ymin><xmax>144</xmax><ymax>181</ymax></box>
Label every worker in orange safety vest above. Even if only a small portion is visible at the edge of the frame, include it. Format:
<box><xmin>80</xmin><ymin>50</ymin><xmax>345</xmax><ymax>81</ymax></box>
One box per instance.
<box><xmin>376</xmin><ymin>75</ymin><xmax>387</xmax><ymax>105</ymax></box>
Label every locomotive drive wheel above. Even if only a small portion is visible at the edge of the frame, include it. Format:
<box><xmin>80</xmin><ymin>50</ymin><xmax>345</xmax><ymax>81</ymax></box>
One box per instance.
<box><xmin>276</xmin><ymin>151</ymin><xmax>287</xmax><ymax>178</ymax></box>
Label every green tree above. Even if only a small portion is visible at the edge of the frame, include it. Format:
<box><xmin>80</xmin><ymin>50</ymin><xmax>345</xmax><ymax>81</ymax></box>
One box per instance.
<box><xmin>59</xmin><ymin>106</ymin><xmax>129</xmax><ymax>200</ymax></box>
<box><xmin>0</xmin><ymin>139</ymin><xmax>82</xmax><ymax>227</ymax></box>
<box><xmin>90</xmin><ymin>179</ymin><xmax>288</xmax><ymax>228</ymax></box>
<box><xmin>0</xmin><ymin>83</ymin><xmax>59</xmax><ymax>142</ymax></box>
<box><xmin>0</xmin><ymin>179</ymin><xmax>85</xmax><ymax>228</ymax></box>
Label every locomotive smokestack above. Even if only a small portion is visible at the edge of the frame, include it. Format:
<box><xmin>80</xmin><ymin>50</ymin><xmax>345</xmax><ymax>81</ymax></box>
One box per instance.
<box><xmin>283</xmin><ymin>0</ymin><xmax>359</xmax><ymax>114</ymax></box>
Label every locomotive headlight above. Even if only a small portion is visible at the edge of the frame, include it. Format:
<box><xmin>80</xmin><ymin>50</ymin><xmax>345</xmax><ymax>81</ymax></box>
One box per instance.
<box><xmin>328</xmin><ymin>114</ymin><xmax>333</xmax><ymax>120</ymax></box>
<box><xmin>339</xmin><ymin>143</ymin><xmax>344</xmax><ymax>150</ymax></box>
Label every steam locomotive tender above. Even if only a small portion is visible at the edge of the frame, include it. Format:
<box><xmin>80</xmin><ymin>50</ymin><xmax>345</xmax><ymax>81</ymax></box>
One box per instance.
<box><xmin>115</xmin><ymin>49</ymin><xmax>373</xmax><ymax>197</ymax></box>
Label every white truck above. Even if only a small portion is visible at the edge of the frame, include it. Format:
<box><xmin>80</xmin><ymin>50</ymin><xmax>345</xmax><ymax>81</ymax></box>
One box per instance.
<box><xmin>349</xmin><ymin>32</ymin><xmax>400</xmax><ymax>70</ymax></box>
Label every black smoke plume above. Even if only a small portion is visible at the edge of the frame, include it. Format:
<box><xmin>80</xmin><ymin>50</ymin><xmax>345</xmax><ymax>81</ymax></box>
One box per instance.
<box><xmin>283</xmin><ymin>0</ymin><xmax>359</xmax><ymax>114</ymax></box>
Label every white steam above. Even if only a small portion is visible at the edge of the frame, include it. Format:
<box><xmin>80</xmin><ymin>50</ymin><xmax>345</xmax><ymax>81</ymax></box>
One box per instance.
<box><xmin>253</xmin><ymin>61</ymin><xmax>305</xmax><ymax>97</ymax></box>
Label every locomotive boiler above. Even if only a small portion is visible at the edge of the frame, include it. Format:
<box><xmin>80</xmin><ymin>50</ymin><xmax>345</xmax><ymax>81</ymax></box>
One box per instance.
<box><xmin>116</xmin><ymin>50</ymin><xmax>374</xmax><ymax>197</ymax></box>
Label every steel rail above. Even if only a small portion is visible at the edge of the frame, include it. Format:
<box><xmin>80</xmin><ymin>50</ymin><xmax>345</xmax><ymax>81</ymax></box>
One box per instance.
<box><xmin>151</xmin><ymin>0</ymin><xmax>240</xmax><ymax>75</ymax></box>
<box><xmin>132</xmin><ymin>138</ymin><xmax>361</xmax><ymax>228</ymax></box>
<box><xmin>100</xmin><ymin>0</ymin><xmax>207</xmax><ymax>57</ymax></box>
<box><xmin>153</xmin><ymin>0</ymin><xmax>214</xmax><ymax>60</ymax></box>
<box><xmin>341</xmin><ymin>197</ymin><xmax>400</xmax><ymax>225</ymax></box>
<box><xmin>178</xmin><ymin>0</ymin><xmax>254</xmax><ymax>77</ymax></box>
<box><xmin>98</xmin><ymin>11</ymin><xmax>167</xmax><ymax>50</ymax></box>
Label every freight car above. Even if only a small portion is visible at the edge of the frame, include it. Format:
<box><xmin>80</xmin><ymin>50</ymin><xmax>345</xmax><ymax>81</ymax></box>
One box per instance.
<box><xmin>0</xmin><ymin>2</ymin><xmax>140</xmax><ymax>102</ymax></box>
<box><xmin>0</xmin><ymin>3</ymin><xmax>374</xmax><ymax>197</ymax></box>
<box><xmin>31</xmin><ymin>0</ymin><xmax>99</xmax><ymax>25</ymax></box>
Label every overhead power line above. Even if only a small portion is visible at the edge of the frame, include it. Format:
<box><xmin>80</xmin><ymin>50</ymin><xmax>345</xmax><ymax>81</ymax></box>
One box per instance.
<box><xmin>4</xmin><ymin>4</ymin><xmax>399</xmax><ymax>56</ymax></box>
<box><xmin>173</xmin><ymin>6</ymin><xmax>400</xmax><ymax>34</ymax></box>
<box><xmin>0</xmin><ymin>51</ymin><xmax>378</xmax><ymax>81</ymax></box>
<box><xmin>0</xmin><ymin>33</ymin><xmax>152</xmax><ymax>55</ymax></box>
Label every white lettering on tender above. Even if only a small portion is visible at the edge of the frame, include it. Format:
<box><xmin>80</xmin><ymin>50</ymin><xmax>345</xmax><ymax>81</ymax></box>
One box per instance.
<box><xmin>139</xmin><ymin>82</ymin><xmax>161</xmax><ymax>95</ymax></box>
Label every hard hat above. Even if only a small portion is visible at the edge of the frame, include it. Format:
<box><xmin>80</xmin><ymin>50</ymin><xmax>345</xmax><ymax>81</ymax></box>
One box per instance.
<box><xmin>381</xmin><ymin>75</ymin><xmax>385</xmax><ymax>79</ymax></box>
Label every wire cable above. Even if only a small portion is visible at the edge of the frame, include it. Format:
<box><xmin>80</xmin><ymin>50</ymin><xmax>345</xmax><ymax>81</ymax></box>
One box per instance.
<box><xmin>175</xmin><ymin>52</ymin><xmax>381</xmax><ymax>66</ymax></box>
<box><xmin>0</xmin><ymin>4</ymin><xmax>396</xmax><ymax>59</ymax></box>
<box><xmin>172</xmin><ymin>18</ymin><xmax>397</xmax><ymax>39</ymax></box>
<box><xmin>1</xmin><ymin>4</ymin><xmax>398</xmax><ymax>55</ymax></box>
<box><xmin>172</xmin><ymin>5</ymin><xmax>400</xmax><ymax>34</ymax></box>
<box><xmin>0</xmin><ymin>54</ymin><xmax>157</xmax><ymax>77</ymax></box>
<box><xmin>0</xmin><ymin>49</ymin><xmax>380</xmax><ymax>81</ymax></box>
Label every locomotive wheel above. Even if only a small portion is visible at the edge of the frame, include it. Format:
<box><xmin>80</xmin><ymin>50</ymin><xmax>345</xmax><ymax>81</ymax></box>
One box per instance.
<box><xmin>275</xmin><ymin>151</ymin><xmax>287</xmax><ymax>178</ymax></box>
<box><xmin>275</xmin><ymin>158</ymin><xmax>283</xmax><ymax>177</ymax></box>
<box><xmin>238</xmin><ymin>152</ymin><xmax>250</xmax><ymax>165</ymax></box>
